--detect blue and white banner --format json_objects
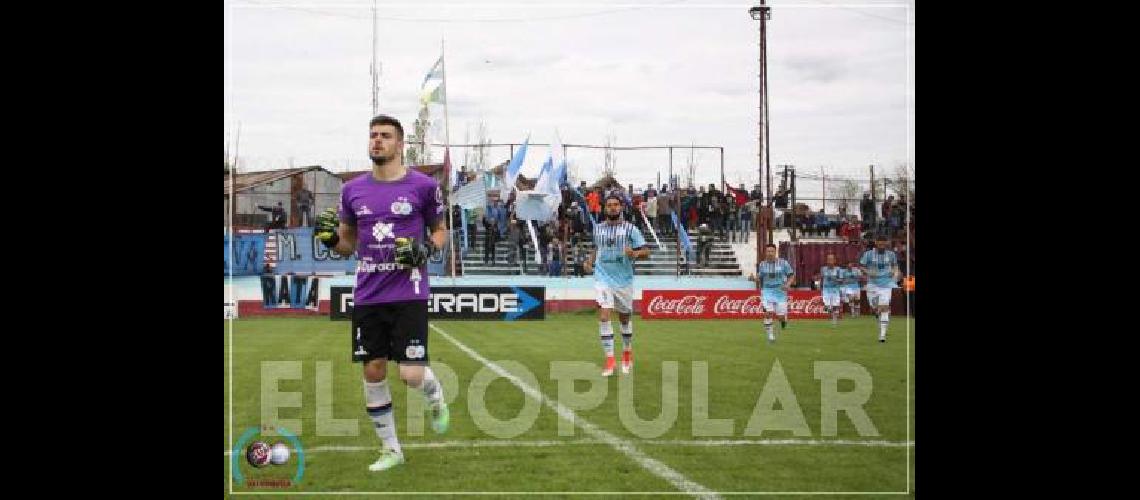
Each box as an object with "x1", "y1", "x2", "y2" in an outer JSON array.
[
  {"x1": 225, "y1": 232, "x2": 266, "y2": 276},
  {"x1": 272, "y1": 228, "x2": 357, "y2": 274},
  {"x1": 450, "y1": 178, "x2": 487, "y2": 209}
]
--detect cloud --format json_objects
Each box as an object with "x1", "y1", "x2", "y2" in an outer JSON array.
[{"x1": 226, "y1": 2, "x2": 912, "y2": 189}]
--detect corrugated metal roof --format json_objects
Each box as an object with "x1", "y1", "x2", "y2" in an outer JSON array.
[
  {"x1": 335, "y1": 164, "x2": 445, "y2": 183},
  {"x1": 223, "y1": 166, "x2": 326, "y2": 195}
]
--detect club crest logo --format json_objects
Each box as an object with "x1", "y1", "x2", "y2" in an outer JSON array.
[{"x1": 391, "y1": 197, "x2": 413, "y2": 216}]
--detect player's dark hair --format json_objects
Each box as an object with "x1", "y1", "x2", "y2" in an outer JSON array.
[
  {"x1": 369, "y1": 114, "x2": 405, "y2": 141},
  {"x1": 765, "y1": 243, "x2": 777, "y2": 250}
]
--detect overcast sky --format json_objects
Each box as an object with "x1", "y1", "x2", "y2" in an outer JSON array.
[{"x1": 225, "y1": 0, "x2": 913, "y2": 203}]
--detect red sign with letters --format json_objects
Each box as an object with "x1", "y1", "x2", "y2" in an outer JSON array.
[{"x1": 641, "y1": 290, "x2": 828, "y2": 319}]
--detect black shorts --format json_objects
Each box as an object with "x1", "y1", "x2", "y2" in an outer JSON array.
[{"x1": 351, "y1": 300, "x2": 430, "y2": 365}]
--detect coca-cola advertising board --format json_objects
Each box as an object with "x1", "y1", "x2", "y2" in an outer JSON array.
[{"x1": 641, "y1": 290, "x2": 828, "y2": 319}]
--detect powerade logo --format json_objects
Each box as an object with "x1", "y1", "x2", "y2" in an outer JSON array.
[
  {"x1": 428, "y1": 286, "x2": 541, "y2": 321},
  {"x1": 329, "y1": 286, "x2": 545, "y2": 321},
  {"x1": 231, "y1": 426, "x2": 304, "y2": 489}
]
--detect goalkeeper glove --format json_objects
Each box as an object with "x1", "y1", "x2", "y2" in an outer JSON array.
[
  {"x1": 315, "y1": 208, "x2": 340, "y2": 248},
  {"x1": 394, "y1": 237, "x2": 434, "y2": 267}
]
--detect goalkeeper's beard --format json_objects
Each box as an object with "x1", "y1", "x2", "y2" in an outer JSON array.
[
  {"x1": 370, "y1": 153, "x2": 397, "y2": 166},
  {"x1": 605, "y1": 212, "x2": 621, "y2": 221}
]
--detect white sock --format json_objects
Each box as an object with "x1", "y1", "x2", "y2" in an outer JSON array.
[
  {"x1": 879, "y1": 312, "x2": 889, "y2": 337},
  {"x1": 364, "y1": 380, "x2": 401, "y2": 455},
  {"x1": 414, "y1": 367, "x2": 444, "y2": 407},
  {"x1": 619, "y1": 321, "x2": 633, "y2": 351},
  {"x1": 764, "y1": 318, "x2": 774, "y2": 336},
  {"x1": 599, "y1": 320, "x2": 614, "y2": 356}
]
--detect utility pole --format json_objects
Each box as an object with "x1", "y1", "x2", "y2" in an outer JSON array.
[
  {"x1": 790, "y1": 166, "x2": 797, "y2": 242},
  {"x1": 749, "y1": 1, "x2": 774, "y2": 261}
]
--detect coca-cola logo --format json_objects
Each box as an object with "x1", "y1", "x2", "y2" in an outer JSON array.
[
  {"x1": 647, "y1": 295, "x2": 706, "y2": 315},
  {"x1": 788, "y1": 295, "x2": 826, "y2": 314},
  {"x1": 643, "y1": 290, "x2": 828, "y2": 319},
  {"x1": 713, "y1": 295, "x2": 765, "y2": 315}
]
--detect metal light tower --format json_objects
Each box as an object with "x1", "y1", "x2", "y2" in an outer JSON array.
[{"x1": 749, "y1": 1, "x2": 773, "y2": 254}]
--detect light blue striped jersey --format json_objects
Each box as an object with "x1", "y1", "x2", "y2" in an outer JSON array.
[
  {"x1": 756, "y1": 258, "x2": 794, "y2": 289},
  {"x1": 592, "y1": 221, "x2": 647, "y2": 288},
  {"x1": 860, "y1": 249, "x2": 898, "y2": 288},
  {"x1": 821, "y1": 266, "x2": 844, "y2": 291}
]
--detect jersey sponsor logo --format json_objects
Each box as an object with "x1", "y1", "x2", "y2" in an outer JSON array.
[
  {"x1": 356, "y1": 205, "x2": 373, "y2": 216},
  {"x1": 372, "y1": 222, "x2": 395, "y2": 242},
  {"x1": 355, "y1": 261, "x2": 409, "y2": 273}
]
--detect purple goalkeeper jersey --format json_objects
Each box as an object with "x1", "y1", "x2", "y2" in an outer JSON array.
[{"x1": 339, "y1": 169, "x2": 444, "y2": 305}]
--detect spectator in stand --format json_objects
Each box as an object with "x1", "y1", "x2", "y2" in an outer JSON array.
[
  {"x1": 295, "y1": 186, "x2": 314, "y2": 227},
  {"x1": 548, "y1": 237, "x2": 564, "y2": 277},
  {"x1": 657, "y1": 187, "x2": 673, "y2": 236},
  {"x1": 644, "y1": 189, "x2": 658, "y2": 235},
  {"x1": 801, "y1": 211, "x2": 816, "y2": 237},
  {"x1": 559, "y1": 183, "x2": 574, "y2": 215},
  {"x1": 679, "y1": 188, "x2": 692, "y2": 229},
  {"x1": 715, "y1": 188, "x2": 731, "y2": 240},
  {"x1": 860, "y1": 193, "x2": 875, "y2": 227},
  {"x1": 258, "y1": 202, "x2": 287, "y2": 232},
  {"x1": 750, "y1": 184, "x2": 763, "y2": 202},
  {"x1": 696, "y1": 223, "x2": 715, "y2": 267},
  {"x1": 697, "y1": 186, "x2": 710, "y2": 227},
  {"x1": 587, "y1": 186, "x2": 602, "y2": 223},
  {"x1": 645, "y1": 183, "x2": 658, "y2": 200},
  {"x1": 482, "y1": 210, "x2": 499, "y2": 264},
  {"x1": 815, "y1": 209, "x2": 829, "y2": 238},
  {"x1": 568, "y1": 203, "x2": 586, "y2": 245},
  {"x1": 507, "y1": 216, "x2": 527, "y2": 274},
  {"x1": 489, "y1": 198, "x2": 508, "y2": 239},
  {"x1": 631, "y1": 189, "x2": 645, "y2": 230},
  {"x1": 573, "y1": 239, "x2": 589, "y2": 277},
  {"x1": 740, "y1": 199, "x2": 755, "y2": 243},
  {"x1": 466, "y1": 206, "x2": 479, "y2": 249},
  {"x1": 881, "y1": 195, "x2": 895, "y2": 236},
  {"x1": 890, "y1": 198, "x2": 905, "y2": 238}
]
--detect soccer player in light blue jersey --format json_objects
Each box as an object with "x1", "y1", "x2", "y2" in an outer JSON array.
[
  {"x1": 584, "y1": 194, "x2": 650, "y2": 376},
  {"x1": 859, "y1": 236, "x2": 900, "y2": 343},
  {"x1": 749, "y1": 244, "x2": 795, "y2": 344},
  {"x1": 820, "y1": 253, "x2": 844, "y2": 326}
]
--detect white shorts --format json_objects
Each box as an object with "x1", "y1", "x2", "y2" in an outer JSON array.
[
  {"x1": 595, "y1": 283, "x2": 634, "y2": 314},
  {"x1": 822, "y1": 290, "x2": 841, "y2": 307},
  {"x1": 760, "y1": 289, "x2": 788, "y2": 316},
  {"x1": 866, "y1": 285, "x2": 893, "y2": 307}
]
